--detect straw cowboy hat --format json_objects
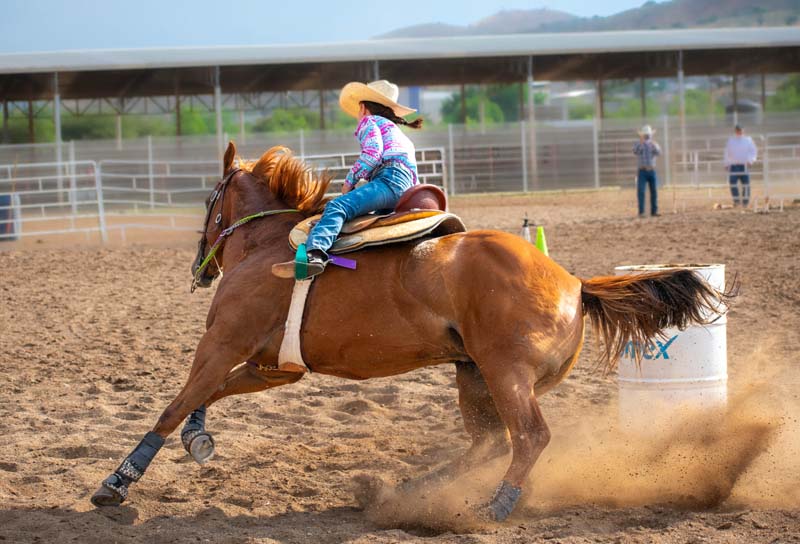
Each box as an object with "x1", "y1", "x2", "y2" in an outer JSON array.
[
  {"x1": 638, "y1": 124, "x2": 655, "y2": 137},
  {"x1": 339, "y1": 80, "x2": 416, "y2": 119}
]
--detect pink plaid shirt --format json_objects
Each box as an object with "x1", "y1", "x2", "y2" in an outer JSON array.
[{"x1": 345, "y1": 115, "x2": 418, "y2": 187}]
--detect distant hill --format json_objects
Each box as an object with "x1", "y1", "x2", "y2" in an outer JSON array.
[
  {"x1": 379, "y1": 8, "x2": 577, "y2": 38},
  {"x1": 378, "y1": 0, "x2": 800, "y2": 38}
]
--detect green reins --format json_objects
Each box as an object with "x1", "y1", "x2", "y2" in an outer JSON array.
[
  {"x1": 192, "y1": 208, "x2": 299, "y2": 285},
  {"x1": 191, "y1": 172, "x2": 299, "y2": 292}
]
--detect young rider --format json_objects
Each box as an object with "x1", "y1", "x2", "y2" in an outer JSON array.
[{"x1": 274, "y1": 79, "x2": 423, "y2": 279}]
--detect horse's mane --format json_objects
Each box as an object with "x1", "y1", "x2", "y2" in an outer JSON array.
[{"x1": 240, "y1": 146, "x2": 332, "y2": 215}]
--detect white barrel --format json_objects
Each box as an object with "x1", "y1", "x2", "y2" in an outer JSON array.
[{"x1": 614, "y1": 264, "x2": 727, "y2": 434}]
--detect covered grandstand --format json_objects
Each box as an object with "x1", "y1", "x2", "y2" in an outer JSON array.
[{"x1": 0, "y1": 27, "x2": 799, "y2": 241}]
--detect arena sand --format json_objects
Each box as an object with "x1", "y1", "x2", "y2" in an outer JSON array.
[{"x1": 1, "y1": 189, "x2": 799, "y2": 543}]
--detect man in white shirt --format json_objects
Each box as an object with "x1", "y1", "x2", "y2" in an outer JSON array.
[{"x1": 723, "y1": 125, "x2": 757, "y2": 207}]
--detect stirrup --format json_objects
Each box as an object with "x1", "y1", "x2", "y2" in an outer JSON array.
[{"x1": 272, "y1": 244, "x2": 328, "y2": 280}]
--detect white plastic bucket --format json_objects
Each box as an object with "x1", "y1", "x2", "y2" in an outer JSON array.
[{"x1": 614, "y1": 264, "x2": 727, "y2": 433}]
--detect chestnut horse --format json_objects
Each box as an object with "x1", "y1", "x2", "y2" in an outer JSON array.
[{"x1": 91, "y1": 143, "x2": 728, "y2": 521}]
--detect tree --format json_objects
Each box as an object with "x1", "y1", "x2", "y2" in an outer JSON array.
[
  {"x1": 251, "y1": 108, "x2": 320, "y2": 133},
  {"x1": 606, "y1": 97, "x2": 662, "y2": 119},
  {"x1": 61, "y1": 115, "x2": 116, "y2": 140},
  {"x1": 440, "y1": 84, "x2": 546, "y2": 124},
  {"x1": 567, "y1": 99, "x2": 595, "y2": 120},
  {"x1": 122, "y1": 116, "x2": 175, "y2": 138},
  {"x1": 440, "y1": 87, "x2": 503, "y2": 124},
  {"x1": 668, "y1": 89, "x2": 725, "y2": 117},
  {"x1": 767, "y1": 75, "x2": 800, "y2": 112}
]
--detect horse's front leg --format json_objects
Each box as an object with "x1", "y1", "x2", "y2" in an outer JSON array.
[
  {"x1": 180, "y1": 363, "x2": 303, "y2": 464},
  {"x1": 90, "y1": 331, "x2": 246, "y2": 507}
]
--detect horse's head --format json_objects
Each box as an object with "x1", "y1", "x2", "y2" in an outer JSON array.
[
  {"x1": 191, "y1": 141, "x2": 332, "y2": 292},
  {"x1": 191, "y1": 141, "x2": 240, "y2": 291}
]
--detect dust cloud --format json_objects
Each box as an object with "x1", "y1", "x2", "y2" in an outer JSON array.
[{"x1": 353, "y1": 338, "x2": 799, "y2": 529}]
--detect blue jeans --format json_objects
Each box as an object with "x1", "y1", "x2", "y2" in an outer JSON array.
[
  {"x1": 728, "y1": 164, "x2": 750, "y2": 206},
  {"x1": 305, "y1": 165, "x2": 414, "y2": 253},
  {"x1": 637, "y1": 168, "x2": 658, "y2": 215}
]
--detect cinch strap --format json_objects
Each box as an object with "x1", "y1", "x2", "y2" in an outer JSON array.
[{"x1": 278, "y1": 278, "x2": 314, "y2": 372}]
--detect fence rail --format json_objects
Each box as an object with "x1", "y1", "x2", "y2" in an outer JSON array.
[
  {"x1": 0, "y1": 148, "x2": 447, "y2": 242},
  {"x1": 2, "y1": 117, "x2": 800, "y2": 243}
]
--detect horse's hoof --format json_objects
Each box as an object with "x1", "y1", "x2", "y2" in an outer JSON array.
[
  {"x1": 90, "y1": 484, "x2": 125, "y2": 507},
  {"x1": 479, "y1": 481, "x2": 522, "y2": 522},
  {"x1": 188, "y1": 432, "x2": 215, "y2": 465}
]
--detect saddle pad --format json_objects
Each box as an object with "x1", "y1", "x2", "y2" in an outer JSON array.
[{"x1": 289, "y1": 211, "x2": 466, "y2": 254}]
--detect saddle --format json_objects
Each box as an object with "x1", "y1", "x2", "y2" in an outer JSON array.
[{"x1": 289, "y1": 184, "x2": 466, "y2": 254}]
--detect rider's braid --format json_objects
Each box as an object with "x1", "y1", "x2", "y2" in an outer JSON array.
[{"x1": 361, "y1": 101, "x2": 423, "y2": 129}]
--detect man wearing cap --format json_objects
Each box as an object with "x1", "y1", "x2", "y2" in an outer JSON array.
[
  {"x1": 723, "y1": 125, "x2": 757, "y2": 207},
  {"x1": 633, "y1": 125, "x2": 661, "y2": 217}
]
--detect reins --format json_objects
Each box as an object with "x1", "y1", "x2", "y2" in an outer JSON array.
[{"x1": 191, "y1": 167, "x2": 299, "y2": 292}]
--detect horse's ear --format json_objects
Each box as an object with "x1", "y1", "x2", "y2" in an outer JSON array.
[{"x1": 223, "y1": 141, "x2": 237, "y2": 172}]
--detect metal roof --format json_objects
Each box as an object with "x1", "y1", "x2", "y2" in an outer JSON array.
[{"x1": 1, "y1": 27, "x2": 799, "y2": 75}]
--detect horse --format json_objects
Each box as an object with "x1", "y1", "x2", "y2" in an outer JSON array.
[{"x1": 91, "y1": 142, "x2": 730, "y2": 521}]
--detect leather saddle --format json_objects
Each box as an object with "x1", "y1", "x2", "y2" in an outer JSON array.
[{"x1": 289, "y1": 184, "x2": 466, "y2": 254}]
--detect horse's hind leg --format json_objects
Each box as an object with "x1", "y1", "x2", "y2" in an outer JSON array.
[
  {"x1": 181, "y1": 364, "x2": 302, "y2": 464},
  {"x1": 91, "y1": 333, "x2": 246, "y2": 507},
  {"x1": 477, "y1": 362, "x2": 551, "y2": 522},
  {"x1": 456, "y1": 360, "x2": 509, "y2": 459},
  {"x1": 401, "y1": 361, "x2": 509, "y2": 492}
]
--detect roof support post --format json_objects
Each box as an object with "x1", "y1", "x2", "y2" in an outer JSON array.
[
  {"x1": 213, "y1": 66, "x2": 224, "y2": 172},
  {"x1": 595, "y1": 78, "x2": 604, "y2": 122},
  {"x1": 526, "y1": 56, "x2": 538, "y2": 191},
  {"x1": 175, "y1": 72, "x2": 182, "y2": 136},
  {"x1": 54, "y1": 72, "x2": 64, "y2": 204},
  {"x1": 460, "y1": 82, "x2": 466, "y2": 123},
  {"x1": 732, "y1": 72, "x2": 738, "y2": 126},
  {"x1": 373, "y1": 60, "x2": 380, "y2": 81},
  {"x1": 760, "y1": 72, "x2": 766, "y2": 114},
  {"x1": 115, "y1": 98, "x2": 123, "y2": 151},
  {"x1": 479, "y1": 84, "x2": 486, "y2": 133},
  {"x1": 2, "y1": 100, "x2": 8, "y2": 144},
  {"x1": 677, "y1": 50, "x2": 687, "y2": 168},
  {"x1": 709, "y1": 77, "x2": 716, "y2": 125},
  {"x1": 640, "y1": 77, "x2": 647, "y2": 119},
  {"x1": 116, "y1": 113, "x2": 122, "y2": 150},
  {"x1": 239, "y1": 108, "x2": 246, "y2": 146},
  {"x1": 27, "y1": 100, "x2": 34, "y2": 143},
  {"x1": 319, "y1": 89, "x2": 326, "y2": 130}
]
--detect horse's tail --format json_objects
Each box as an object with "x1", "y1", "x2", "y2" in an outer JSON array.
[{"x1": 580, "y1": 269, "x2": 736, "y2": 372}]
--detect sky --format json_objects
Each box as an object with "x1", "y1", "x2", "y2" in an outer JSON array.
[{"x1": 0, "y1": 0, "x2": 647, "y2": 53}]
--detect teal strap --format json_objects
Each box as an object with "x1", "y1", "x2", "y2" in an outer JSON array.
[{"x1": 294, "y1": 243, "x2": 308, "y2": 281}]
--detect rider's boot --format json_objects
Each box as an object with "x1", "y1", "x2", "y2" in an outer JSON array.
[{"x1": 272, "y1": 245, "x2": 329, "y2": 280}]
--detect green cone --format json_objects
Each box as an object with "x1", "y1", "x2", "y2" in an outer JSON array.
[{"x1": 535, "y1": 226, "x2": 548, "y2": 256}]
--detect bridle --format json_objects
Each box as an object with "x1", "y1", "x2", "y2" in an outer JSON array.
[{"x1": 191, "y1": 167, "x2": 299, "y2": 293}]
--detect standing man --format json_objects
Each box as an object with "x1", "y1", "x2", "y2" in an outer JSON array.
[
  {"x1": 633, "y1": 125, "x2": 661, "y2": 217},
  {"x1": 723, "y1": 124, "x2": 757, "y2": 207}
]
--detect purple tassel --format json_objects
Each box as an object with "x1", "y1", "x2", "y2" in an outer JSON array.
[{"x1": 329, "y1": 255, "x2": 357, "y2": 270}]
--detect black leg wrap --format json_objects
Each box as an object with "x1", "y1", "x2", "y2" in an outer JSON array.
[
  {"x1": 486, "y1": 480, "x2": 522, "y2": 522},
  {"x1": 97, "y1": 432, "x2": 165, "y2": 505},
  {"x1": 181, "y1": 405, "x2": 207, "y2": 452},
  {"x1": 116, "y1": 431, "x2": 165, "y2": 482}
]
